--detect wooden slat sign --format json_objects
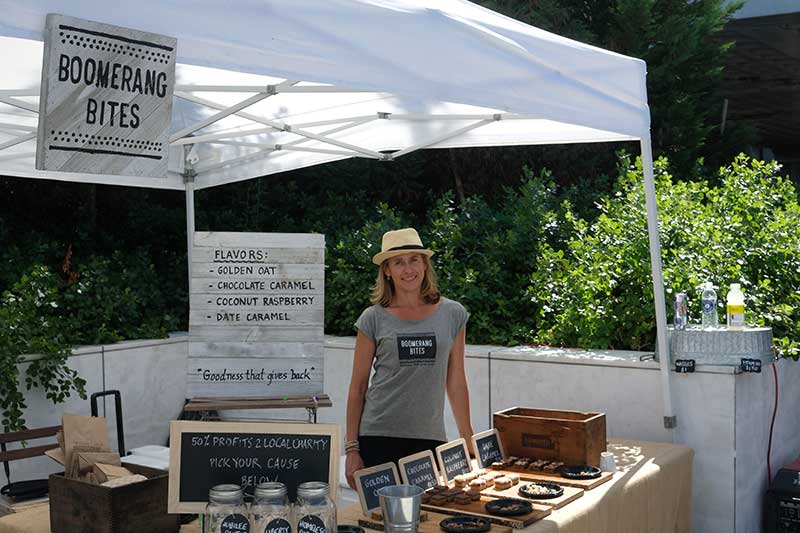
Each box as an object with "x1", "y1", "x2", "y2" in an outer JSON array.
[
  {"x1": 168, "y1": 421, "x2": 340, "y2": 513},
  {"x1": 188, "y1": 232, "x2": 325, "y2": 399},
  {"x1": 36, "y1": 14, "x2": 176, "y2": 178}
]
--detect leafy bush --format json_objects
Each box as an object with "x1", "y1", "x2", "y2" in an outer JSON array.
[
  {"x1": 530, "y1": 154, "x2": 800, "y2": 359},
  {"x1": 0, "y1": 267, "x2": 86, "y2": 432},
  {"x1": 0, "y1": 248, "x2": 180, "y2": 430},
  {"x1": 425, "y1": 171, "x2": 563, "y2": 345}
]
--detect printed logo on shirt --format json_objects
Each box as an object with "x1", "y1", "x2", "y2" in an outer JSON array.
[{"x1": 397, "y1": 332, "x2": 437, "y2": 366}]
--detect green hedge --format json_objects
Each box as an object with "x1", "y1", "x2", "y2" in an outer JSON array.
[{"x1": 530, "y1": 154, "x2": 800, "y2": 358}]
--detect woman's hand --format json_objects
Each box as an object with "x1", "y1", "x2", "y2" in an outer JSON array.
[{"x1": 346, "y1": 451, "x2": 365, "y2": 489}]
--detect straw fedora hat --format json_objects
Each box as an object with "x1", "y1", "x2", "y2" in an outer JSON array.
[{"x1": 372, "y1": 228, "x2": 434, "y2": 265}]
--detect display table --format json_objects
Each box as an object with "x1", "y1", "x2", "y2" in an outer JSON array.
[
  {"x1": 336, "y1": 439, "x2": 694, "y2": 533},
  {"x1": 0, "y1": 439, "x2": 691, "y2": 533}
]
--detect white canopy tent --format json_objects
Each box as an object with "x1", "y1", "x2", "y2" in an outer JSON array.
[{"x1": 0, "y1": 0, "x2": 676, "y2": 431}]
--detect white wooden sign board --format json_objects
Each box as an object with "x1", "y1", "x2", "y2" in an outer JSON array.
[
  {"x1": 36, "y1": 13, "x2": 176, "y2": 178},
  {"x1": 188, "y1": 232, "x2": 325, "y2": 399}
]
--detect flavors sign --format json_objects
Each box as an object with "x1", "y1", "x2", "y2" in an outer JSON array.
[{"x1": 36, "y1": 14, "x2": 176, "y2": 178}]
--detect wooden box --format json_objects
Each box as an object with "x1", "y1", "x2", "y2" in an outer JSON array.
[
  {"x1": 493, "y1": 407, "x2": 606, "y2": 467},
  {"x1": 49, "y1": 464, "x2": 179, "y2": 533}
]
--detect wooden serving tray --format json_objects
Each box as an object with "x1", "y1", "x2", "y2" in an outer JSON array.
[
  {"x1": 496, "y1": 467, "x2": 614, "y2": 490},
  {"x1": 481, "y1": 483, "x2": 584, "y2": 510},
  {"x1": 421, "y1": 496, "x2": 551, "y2": 529}
]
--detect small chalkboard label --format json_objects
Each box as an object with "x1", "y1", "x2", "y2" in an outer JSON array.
[
  {"x1": 398, "y1": 450, "x2": 441, "y2": 490},
  {"x1": 435, "y1": 439, "x2": 472, "y2": 483},
  {"x1": 298, "y1": 515, "x2": 327, "y2": 533},
  {"x1": 221, "y1": 513, "x2": 251, "y2": 533},
  {"x1": 675, "y1": 359, "x2": 696, "y2": 373},
  {"x1": 353, "y1": 462, "x2": 400, "y2": 514},
  {"x1": 265, "y1": 518, "x2": 292, "y2": 533},
  {"x1": 741, "y1": 358, "x2": 762, "y2": 373},
  {"x1": 471, "y1": 429, "x2": 505, "y2": 468},
  {"x1": 168, "y1": 421, "x2": 339, "y2": 513}
]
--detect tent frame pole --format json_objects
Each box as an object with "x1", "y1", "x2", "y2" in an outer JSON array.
[
  {"x1": 183, "y1": 145, "x2": 197, "y2": 282},
  {"x1": 640, "y1": 136, "x2": 675, "y2": 435}
]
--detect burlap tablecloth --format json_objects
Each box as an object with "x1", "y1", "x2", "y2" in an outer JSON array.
[{"x1": 0, "y1": 439, "x2": 692, "y2": 533}]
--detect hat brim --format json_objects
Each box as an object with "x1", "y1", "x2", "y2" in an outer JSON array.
[{"x1": 372, "y1": 248, "x2": 434, "y2": 266}]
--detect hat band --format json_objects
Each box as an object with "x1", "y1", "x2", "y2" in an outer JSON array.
[{"x1": 387, "y1": 244, "x2": 425, "y2": 252}]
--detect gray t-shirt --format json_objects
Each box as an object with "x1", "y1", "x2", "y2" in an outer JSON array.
[{"x1": 355, "y1": 298, "x2": 469, "y2": 442}]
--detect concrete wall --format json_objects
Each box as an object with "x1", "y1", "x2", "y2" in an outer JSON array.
[{"x1": 9, "y1": 334, "x2": 800, "y2": 533}]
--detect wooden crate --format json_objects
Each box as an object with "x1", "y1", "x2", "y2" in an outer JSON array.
[
  {"x1": 493, "y1": 407, "x2": 606, "y2": 467},
  {"x1": 49, "y1": 464, "x2": 179, "y2": 533}
]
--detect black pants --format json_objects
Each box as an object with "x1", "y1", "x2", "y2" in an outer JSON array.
[{"x1": 358, "y1": 436, "x2": 445, "y2": 467}]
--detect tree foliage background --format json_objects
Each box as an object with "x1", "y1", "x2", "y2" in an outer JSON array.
[{"x1": 2, "y1": 0, "x2": 794, "y2": 432}]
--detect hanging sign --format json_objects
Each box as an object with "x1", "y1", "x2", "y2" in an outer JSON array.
[
  {"x1": 36, "y1": 14, "x2": 176, "y2": 178},
  {"x1": 188, "y1": 232, "x2": 325, "y2": 398}
]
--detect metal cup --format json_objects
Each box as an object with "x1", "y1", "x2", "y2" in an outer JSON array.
[{"x1": 377, "y1": 485, "x2": 423, "y2": 533}]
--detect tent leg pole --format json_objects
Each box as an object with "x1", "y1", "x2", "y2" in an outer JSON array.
[
  {"x1": 185, "y1": 178, "x2": 195, "y2": 282},
  {"x1": 640, "y1": 137, "x2": 675, "y2": 439}
]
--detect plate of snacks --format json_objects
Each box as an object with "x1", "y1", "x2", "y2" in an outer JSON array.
[
  {"x1": 439, "y1": 516, "x2": 492, "y2": 533},
  {"x1": 484, "y1": 498, "x2": 533, "y2": 516},
  {"x1": 560, "y1": 465, "x2": 602, "y2": 480},
  {"x1": 518, "y1": 481, "x2": 564, "y2": 500}
]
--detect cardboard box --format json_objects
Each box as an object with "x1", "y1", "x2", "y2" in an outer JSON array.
[
  {"x1": 493, "y1": 407, "x2": 606, "y2": 467},
  {"x1": 49, "y1": 464, "x2": 178, "y2": 533}
]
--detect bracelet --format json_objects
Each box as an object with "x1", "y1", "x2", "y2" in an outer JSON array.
[{"x1": 345, "y1": 439, "x2": 360, "y2": 453}]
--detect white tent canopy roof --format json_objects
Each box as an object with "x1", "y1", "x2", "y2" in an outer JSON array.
[{"x1": 0, "y1": 0, "x2": 648, "y2": 190}]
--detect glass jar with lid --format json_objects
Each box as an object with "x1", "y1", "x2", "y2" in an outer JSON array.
[
  {"x1": 294, "y1": 481, "x2": 336, "y2": 533},
  {"x1": 251, "y1": 482, "x2": 291, "y2": 533},
  {"x1": 205, "y1": 484, "x2": 251, "y2": 533}
]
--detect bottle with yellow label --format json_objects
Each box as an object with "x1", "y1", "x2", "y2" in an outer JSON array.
[{"x1": 726, "y1": 283, "x2": 745, "y2": 330}]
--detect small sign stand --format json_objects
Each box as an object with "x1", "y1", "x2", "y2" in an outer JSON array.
[
  {"x1": 435, "y1": 438, "x2": 472, "y2": 483},
  {"x1": 398, "y1": 450, "x2": 441, "y2": 490},
  {"x1": 182, "y1": 395, "x2": 333, "y2": 423},
  {"x1": 471, "y1": 428, "x2": 505, "y2": 469},
  {"x1": 353, "y1": 462, "x2": 400, "y2": 515}
]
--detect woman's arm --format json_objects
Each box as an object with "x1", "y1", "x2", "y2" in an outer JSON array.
[
  {"x1": 345, "y1": 330, "x2": 376, "y2": 489},
  {"x1": 446, "y1": 328, "x2": 475, "y2": 455}
]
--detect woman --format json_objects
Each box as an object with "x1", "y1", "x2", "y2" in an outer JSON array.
[{"x1": 345, "y1": 228, "x2": 474, "y2": 489}]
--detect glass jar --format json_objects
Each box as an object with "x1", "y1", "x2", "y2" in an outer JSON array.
[
  {"x1": 251, "y1": 482, "x2": 291, "y2": 533},
  {"x1": 294, "y1": 481, "x2": 336, "y2": 533},
  {"x1": 205, "y1": 484, "x2": 251, "y2": 533}
]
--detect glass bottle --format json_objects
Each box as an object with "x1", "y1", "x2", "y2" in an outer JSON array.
[
  {"x1": 295, "y1": 481, "x2": 336, "y2": 533},
  {"x1": 205, "y1": 484, "x2": 251, "y2": 533},
  {"x1": 251, "y1": 482, "x2": 291, "y2": 533}
]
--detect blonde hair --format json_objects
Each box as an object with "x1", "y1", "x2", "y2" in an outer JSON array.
[{"x1": 370, "y1": 254, "x2": 441, "y2": 307}]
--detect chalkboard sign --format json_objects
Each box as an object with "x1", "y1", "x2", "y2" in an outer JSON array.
[
  {"x1": 398, "y1": 450, "x2": 440, "y2": 490},
  {"x1": 435, "y1": 439, "x2": 472, "y2": 483},
  {"x1": 471, "y1": 429, "x2": 505, "y2": 468},
  {"x1": 168, "y1": 420, "x2": 340, "y2": 513},
  {"x1": 740, "y1": 358, "x2": 762, "y2": 373},
  {"x1": 675, "y1": 359, "x2": 696, "y2": 373},
  {"x1": 353, "y1": 462, "x2": 400, "y2": 514}
]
